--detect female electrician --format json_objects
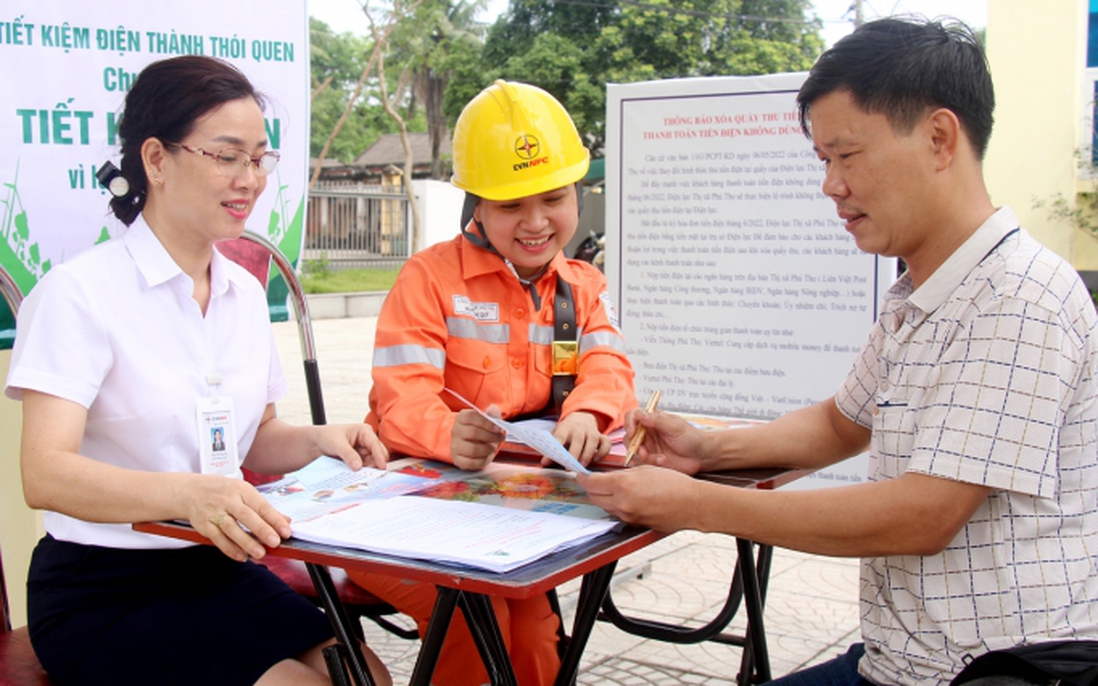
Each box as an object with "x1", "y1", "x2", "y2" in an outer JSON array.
[
  {"x1": 5, "y1": 56, "x2": 390, "y2": 686},
  {"x1": 347, "y1": 80, "x2": 637, "y2": 685}
]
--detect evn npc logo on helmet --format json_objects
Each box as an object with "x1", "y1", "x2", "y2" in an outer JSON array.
[{"x1": 512, "y1": 134, "x2": 549, "y2": 171}]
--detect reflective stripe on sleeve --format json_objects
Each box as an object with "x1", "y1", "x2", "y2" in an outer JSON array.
[
  {"x1": 373, "y1": 344, "x2": 446, "y2": 369},
  {"x1": 580, "y1": 331, "x2": 626, "y2": 354}
]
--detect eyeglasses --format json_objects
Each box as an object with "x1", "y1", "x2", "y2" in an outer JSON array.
[{"x1": 167, "y1": 142, "x2": 280, "y2": 177}]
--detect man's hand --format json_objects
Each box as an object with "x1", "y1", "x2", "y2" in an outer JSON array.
[
  {"x1": 624, "y1": 408, "x2": 708, "y2": 475},
  {"x1": 577, "y1": 465, "x2": 702, "y2": 532},
  {"x1": 450, "y1": 406, "x2": 505, "y2": 470}
]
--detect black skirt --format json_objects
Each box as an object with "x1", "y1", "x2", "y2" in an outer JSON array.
[{"x1": 27, "y1": 535, "x2": 334, "y2": 686}]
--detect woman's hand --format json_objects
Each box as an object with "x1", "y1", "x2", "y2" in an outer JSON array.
[
  {"x1": 553, "y1": 411, "x2": 611, "y2": 466},
  {"x1": 450, "y1": 406, "x2": 505, "y2": 470},
  {"x1": 185, "y1": 474, "x2": 292, "y2": 562},
  {"x1": 198, "y1": 421, "x2": 388, "y2": 561},
  {"x1": 314, "y1": 423, "x2": 390, "y2": 470}
]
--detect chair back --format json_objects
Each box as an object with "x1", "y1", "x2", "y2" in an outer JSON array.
[
  {"x1": 0, "y1": 545, "x2": 55, "y2": 685},
  {"x1": 0, "y1": 266, "x2": 21, "y2": 320},
  {"x1": 2, "y1": 548, "x2": 12, "y2": 633},
  {"x1": 0, "y1": 263, "x2": 21, "y2": 351},
  {"x1": 222, "y1": 233, "x2": 327, "y2": 425},
  {"x1": 217, "y1": 237, "x2": 415, "y2": 644}
]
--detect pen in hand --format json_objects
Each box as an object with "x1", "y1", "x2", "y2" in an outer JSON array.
[{"x1": 624, "y1": 390, "x2": 661, "y2": 466}]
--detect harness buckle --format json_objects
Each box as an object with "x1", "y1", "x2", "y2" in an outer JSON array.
[{"x1": 552, "y1": 341, "x2": 578, "y2": 376}]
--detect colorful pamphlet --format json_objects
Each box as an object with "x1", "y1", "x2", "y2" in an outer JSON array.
[{"x1": 257, "y1": 457, "x2": 617, "y2": 573}]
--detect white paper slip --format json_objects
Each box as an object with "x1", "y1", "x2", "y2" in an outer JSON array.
[
  {"x1": 289, "y1": 495, "x2": 616, "y2": 573},
  {"x1": 444, "y1": 389, "x2": 591, "y2": 474}
]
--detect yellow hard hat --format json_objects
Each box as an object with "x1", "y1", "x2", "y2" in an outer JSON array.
[{"x1": 451, "y1": 80, "x2": 590, "y2": 201}]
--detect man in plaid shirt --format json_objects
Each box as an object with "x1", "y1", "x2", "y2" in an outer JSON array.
[{"x1": 581, "y1": 16, "x2": 1098, "y2": 686}]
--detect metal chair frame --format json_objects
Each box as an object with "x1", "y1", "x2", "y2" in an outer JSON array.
[
  {"x1": 598, "y1": 540, "x2": 774, "y2": 685},
  {"x1": 237, "y1": 231, "x2": 380, "y2": 686},
  {"x1": 0, "y1": 265, "x2": 22, "y2": 321},
  {"x1": 0, "y1": 266, "x2": 53, "y2": 685}
]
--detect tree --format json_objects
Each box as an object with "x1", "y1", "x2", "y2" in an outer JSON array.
[
  {"x1": 309, "y1": 19, "x2": 375, "y2": 164},
  {"x1": 465, "y1": 0, "x2": 823, "y2": 154},
  {"x1": 308, "y1": 17, "x2": 428, "y2": 167},
  {"x1": 386, "y1": 0, "x2": 488, "y2": 178}
]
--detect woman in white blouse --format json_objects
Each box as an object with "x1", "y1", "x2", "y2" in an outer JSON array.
[{"x1": 5, "y1": 55, "x2": 390, "y2": 686}]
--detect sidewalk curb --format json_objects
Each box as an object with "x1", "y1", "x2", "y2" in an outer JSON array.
[{"x1": 301, "y1": 291, "x2": 389, "y2": 320}]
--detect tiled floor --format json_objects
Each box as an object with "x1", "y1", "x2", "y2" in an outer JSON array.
[{"x1": 271, "y1": 315, "x2": 862, "y2": 684}]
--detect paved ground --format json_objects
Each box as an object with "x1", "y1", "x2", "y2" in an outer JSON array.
[{"x1": 271, "y1": 315, "x2": 861, "y2": 684}]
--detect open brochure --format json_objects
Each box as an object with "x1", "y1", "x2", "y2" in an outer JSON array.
[{"x1": 256, "y1": 458, "x2": 618, "y2": 573}]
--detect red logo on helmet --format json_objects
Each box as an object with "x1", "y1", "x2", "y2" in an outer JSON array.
[{"x1": 514, "y1": 135, "x2": 540, "y2": 160}]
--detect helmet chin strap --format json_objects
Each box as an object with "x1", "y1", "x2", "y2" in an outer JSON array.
[{"x1": 459, "y1": 183, "x2": 586, "y2": 311}]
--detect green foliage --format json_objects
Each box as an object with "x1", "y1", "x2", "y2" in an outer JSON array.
[
  {"x1": 1033, "y1": 147, "x2": 1098, "y2": 236},
  {"x1": 385, "y1": 0, "x2": 488, "y2": 177},
  {"x1": 302, "y1": 253, "x2": 333, "y2": 278},
  {"x1": 310, "y1": 2, "x2": 824, "y2": 163},
  {"x1": 452, "y1": 0, "x2": 823, "y2": 155},
  {"x1": 300, "y1": 265, "x2": 403, "y2": 294},
  {"x1": 308, "y1": 17, "x2": 428, "y2": 164}
]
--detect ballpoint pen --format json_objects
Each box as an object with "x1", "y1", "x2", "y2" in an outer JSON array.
[{"x1": 624, "y1": 390, "x2": 660, "y2": 466}]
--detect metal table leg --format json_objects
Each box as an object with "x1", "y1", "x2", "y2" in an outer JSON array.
[
  {"x1": 555, "y1": 561, "x2": 618, "y2": 686},
  {"x1": 306, "y1": 562, "x2": 376, "y2": 686},
  {"x1": 410, "y1": 587, "x2": 459, "y2": 686},
  {"x1": 323, "y1": 644, "x2": 353, "y2": 686},
  {"x1": 736, "y1": 538, "x2": 771, "y2": 684},
  {"x1": 459, "y1": 592, "x2": 518, "y2": 686},
  {"x1": 411, "y1": 587, "x2": 519, "y2": 686},
  {"x1": 597, "y1": 538, "x2": 774, "y2": 684},
  {"x1": 600, "y1": 563, "x2": 746, "y2": 644}
]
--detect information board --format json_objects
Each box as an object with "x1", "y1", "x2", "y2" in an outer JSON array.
[{"x1": 605, "y1": 73, "x2": 895, "y2": 487}]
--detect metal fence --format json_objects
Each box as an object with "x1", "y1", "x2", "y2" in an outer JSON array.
[{"x1": 304, "y1": 183, "x2": 412, "y2": 270}]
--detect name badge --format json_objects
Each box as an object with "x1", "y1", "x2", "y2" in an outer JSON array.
[
  {"x1": 453, "y1": 295, "x2": 500, "y2": 322},
  {"x1": 196, "y1": 396, "x2": 240, "y2": 476}
]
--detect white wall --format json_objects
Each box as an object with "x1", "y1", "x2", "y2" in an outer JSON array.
[
  {"x1": 985, "y1": 0, "x2": 1091, "y2": 265},
  {"x1": 413, "y1": 179, "x2": 465, "y2": 251}
]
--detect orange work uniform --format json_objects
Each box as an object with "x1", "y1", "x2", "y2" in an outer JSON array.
[
  {"x1": 349, "y1": 234, "x2": 636, "y2": 685},
  {"x1": 367, "y1": 233, "x2": 636, "y2": 457}
]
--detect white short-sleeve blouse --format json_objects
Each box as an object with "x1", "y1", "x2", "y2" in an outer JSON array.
[{"x1": 5, "y1": 215, "x2": 288, "y2": 549}]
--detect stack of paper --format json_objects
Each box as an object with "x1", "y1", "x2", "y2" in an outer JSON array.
[
  {"x1": 258, "y1": 458, "x2": 618, "y2": 573},
  {"x1": 289, "y1": 495, "x2": 616, "y2": 573}
]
